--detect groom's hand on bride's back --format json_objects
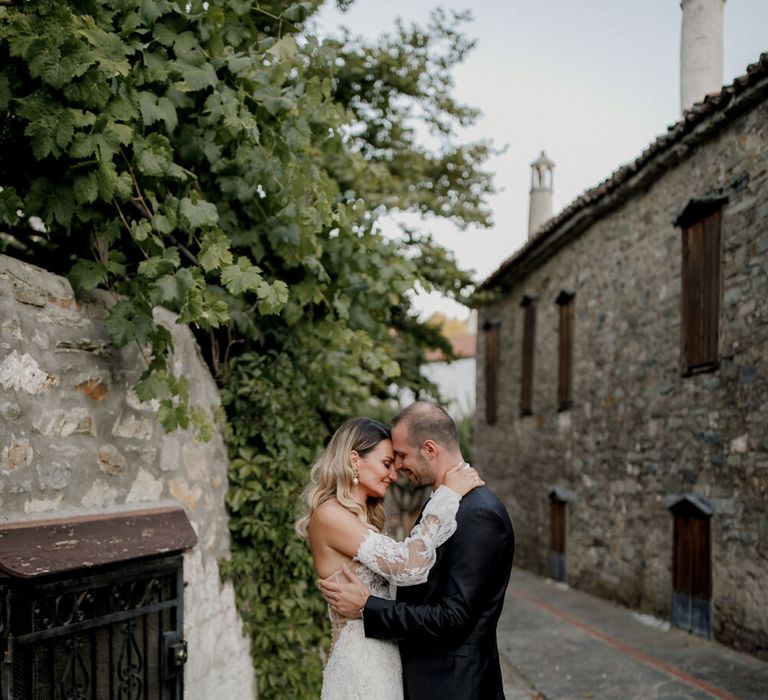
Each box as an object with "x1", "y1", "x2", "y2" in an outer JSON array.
[{"x1": 318, "y1": 565, "x2": 370, "y2": 619}]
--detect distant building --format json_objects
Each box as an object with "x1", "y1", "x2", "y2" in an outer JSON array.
[
  {"x1": 397, "y1": 312, "x2": 477, "y2": 419},
  {"x1": 474, "y1": 52, "x2": 768, "y2": 658},
  {"x1": 423, "y1": 320, "x2": 477, "y2": 420}
]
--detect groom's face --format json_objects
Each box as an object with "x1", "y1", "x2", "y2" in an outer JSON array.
[{"x1": 392, "y1": 422, "x2": 435, "y2": 487}]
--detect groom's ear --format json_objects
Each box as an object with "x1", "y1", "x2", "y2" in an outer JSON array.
[{"x1": 422, "y1": 439, "x2": 438, "y2": 458}]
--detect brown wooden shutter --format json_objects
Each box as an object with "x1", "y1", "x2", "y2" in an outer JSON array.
[
  {"x1": 681, "y1": 209, "x2": 721, "y2": 373},
  {"x1": 520, "y1": 297, "x2": 536, "y2": 416},
  {"x1": 484, "y1": 323, "x2": 499, "y2": 424},
  {"x1": 556, "y1": 291, "x2": 574, "y2": 410}
]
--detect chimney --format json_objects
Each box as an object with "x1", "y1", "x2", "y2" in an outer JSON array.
[
  {"x1": 680, "y1": 0, "x2": 725, "y2": 113},
  {"x1": 528, "y1": 150, "x2": 555, "y2": 240}
]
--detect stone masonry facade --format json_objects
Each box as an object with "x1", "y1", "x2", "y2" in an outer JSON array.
[
  {"x1": 475, "y1": 66, "x2": 768, "y2": 657},
  {"x1": 0, "y1": 254, "x2": 257, "y2": 697}
]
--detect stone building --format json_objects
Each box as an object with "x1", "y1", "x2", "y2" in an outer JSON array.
[
  {"x1": 0, "y1": 255, "x2": 257, "y2": 697},
  {"x1": 474, "y1": 53, "x2": 768, "y2": 657}
]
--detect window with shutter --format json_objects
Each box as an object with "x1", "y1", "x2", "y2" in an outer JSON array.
[
  {"x1": 520, "y1": 296, "x2": 536, "y2": 416},
  {"x1": 556, "y1": 290, "x2": 575, "y2": 410},
  {"x1": 483, "y1": 322, "x2": 499, "y2": 424},
  {"x1": 679, "y1": 204, "x2": 723, "y2": 375}
]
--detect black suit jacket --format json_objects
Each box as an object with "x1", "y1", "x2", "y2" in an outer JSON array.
[{"x1": 363, "y1": 486, "x2": 514, "y2": 700}]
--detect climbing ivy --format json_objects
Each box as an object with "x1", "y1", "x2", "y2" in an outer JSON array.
[{"x1": 0, "y1": 1, "x2": 493, "y2": 696}]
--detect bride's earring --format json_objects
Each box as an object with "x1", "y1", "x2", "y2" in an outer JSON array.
[{"x1": 352, "y1": 469, "x2": 359, "y2": 485}]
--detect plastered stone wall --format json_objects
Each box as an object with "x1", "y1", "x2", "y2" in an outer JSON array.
[
  {"x1": 0, "y1": 254, "x2": 257, "y2": 697},
  {"x1": 476, "y1": 99, "x2": 768, "y2": 656}
]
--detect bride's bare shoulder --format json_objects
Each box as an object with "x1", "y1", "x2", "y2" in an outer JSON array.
[
  {"x1": 309, "y1": 500, "x2": 368, "y2": 559},
  {"x1": 309, "y1": 499, "x2": 355, "y2": 531}
]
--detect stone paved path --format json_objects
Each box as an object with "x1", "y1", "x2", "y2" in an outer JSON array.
[{"x1": 497, "y1": 568, "x2": 768, "y2": 700}]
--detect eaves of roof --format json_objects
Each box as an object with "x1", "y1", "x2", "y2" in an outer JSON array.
[{"x1": 477, "y1": 52, "x2": 768, "y2": 296}]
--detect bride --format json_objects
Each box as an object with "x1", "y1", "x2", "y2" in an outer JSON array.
[{"x1": 295, "y1": 417, "x2": 482, "y2": 699}]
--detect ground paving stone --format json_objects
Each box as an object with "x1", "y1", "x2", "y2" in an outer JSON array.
[{"x1": 498, "y1": 568, "x2": 768, "y2": 699}]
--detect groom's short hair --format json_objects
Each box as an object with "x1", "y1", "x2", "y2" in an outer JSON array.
[{"x1": 392, "y1": 402, "x2": 459, "y2": 451}]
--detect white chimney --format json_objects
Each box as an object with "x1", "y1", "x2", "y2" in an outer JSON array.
[
  {"x1": 528, "y1": 150, "x2": 555, "y2": 240},
  {"x1": 680, "y1": 0, "x2": 725, "y2": 113}
]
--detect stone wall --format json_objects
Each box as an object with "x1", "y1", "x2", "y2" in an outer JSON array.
[
  {"x1": 475, "y1": 98, "x2": 768, "y2": 656},
  {"x1": 0, "y1": 254, "x2": 257, "y2": 696}
]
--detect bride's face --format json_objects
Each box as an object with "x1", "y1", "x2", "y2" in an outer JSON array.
[{"x1": 353, "y1": 439, "x2": 397, "y2": 499}]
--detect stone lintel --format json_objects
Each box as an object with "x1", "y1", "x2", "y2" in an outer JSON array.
[
  {"x1": 549, "y1": 485, "x2": 575, "y2": 503},
  {"x1": 668, "y1": 492, "x2": 715, "y2": 518},
  {"x1": 0, "y1": 506, "x2": 197, "y2": 578}
]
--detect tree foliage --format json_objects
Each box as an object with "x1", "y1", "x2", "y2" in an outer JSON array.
[{"x1": 0, "y1": 1, "x2": 493, "y2": 696}]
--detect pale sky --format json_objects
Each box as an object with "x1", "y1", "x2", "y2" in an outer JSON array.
[{"x1": 314, "y1": 1, "x2": 768, "y2": 319}]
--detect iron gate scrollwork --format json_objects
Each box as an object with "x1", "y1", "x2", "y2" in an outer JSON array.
[{"x1": 0, "y1": 555, "x2": 186, "y2": 700}]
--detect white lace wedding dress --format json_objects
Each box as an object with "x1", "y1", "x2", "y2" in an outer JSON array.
[{"x1": 321, "y1": 485, "x2": 461, "y2": 700}]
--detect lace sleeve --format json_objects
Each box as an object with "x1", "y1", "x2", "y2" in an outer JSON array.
[{"x1": 354, "y1": 485, "x2": 460, "y2": 586}]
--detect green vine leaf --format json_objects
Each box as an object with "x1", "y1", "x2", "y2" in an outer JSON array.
[
  {"x1": 105, "y1": 300, "x2": 154, "y2": 347},
  {"x1": 73, "y1": 171, "x2": 100, "y2": 204},
  {"x1": 199, "y1": 230, "x2": 233, "y2": 272},
  {"x1": 221, "y1": 256, "x2": 263, "y2": 295},
  {"x1": 158, "y1": 398, "x2": 190, "y2": 432},
  {"x1": 256, "y1": 279, "x2": 289, "y2": 315},
  {"x1": 179, "y1": 196, "x2": 219, "y2": 231},
  {"x1": 70, "y1": 122, "x2": 132, "y2": 162},
  {"x1": 190, "y1": 406, "x2": 215, "y2": 442},
  {"x1": 0, "y1": 188, "x2": 23, "y2": 225},
  {"x1": 137, "y1": 92, "x2": 178, "y2": 133},
  {"x1": 134, "y1": 133, "x2": 183, "y2": 178},
  {"x1": 135, "y1": 369, "x2": 173, "y2": 402},
  {"x1": 138, "y1": 248, "x2": 181, "y2": 278},
  {"x1": 68, "y1": 259, "x2": 107, "y2": 294},
  {"x1": 149, "y1": 268, "x2": 194, "y2": 306}
]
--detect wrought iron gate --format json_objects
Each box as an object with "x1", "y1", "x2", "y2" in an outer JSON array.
[{"x1": 1, "y1": 555, "x2": 187, "y2": 700}]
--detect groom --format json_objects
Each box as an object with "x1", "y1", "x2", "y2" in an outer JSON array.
[{"x1": 320, "y1": 402, "x2": 515, "y2": 699}]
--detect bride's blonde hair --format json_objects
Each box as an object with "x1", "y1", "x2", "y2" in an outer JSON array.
[{"x1": 295, "y1": 417, "x2": 390, "y2": 539}]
